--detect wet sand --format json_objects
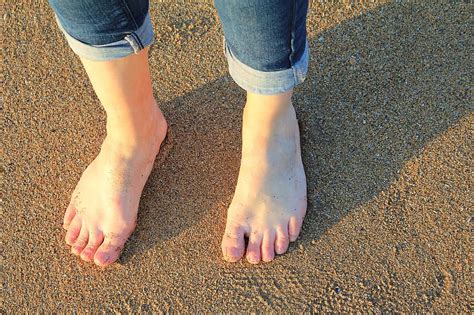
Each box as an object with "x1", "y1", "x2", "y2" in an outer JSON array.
[{"x1": 3, "y1": 1, "x2": 472, "y2": 312}]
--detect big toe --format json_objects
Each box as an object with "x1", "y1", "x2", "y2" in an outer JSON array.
[{"x1": 221, "y1": 223, "x2": 246, "y2": 262}]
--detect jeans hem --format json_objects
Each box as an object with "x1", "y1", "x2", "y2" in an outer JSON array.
[
  {"x1": 55, "y1": 12, "x2": 154, "y2": 61},
  {"x1": 224, "y1": 38, "x2": 309, "y2": 95}
]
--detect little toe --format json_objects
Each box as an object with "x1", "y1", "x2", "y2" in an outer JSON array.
[
  {"x1": 275, "y1": 224, "x2": 290, "y2": 255},
  {"x1": 63, "y1": 203, "x2": 76, "y2": 230},
  {"x1": 261, "y1": 231, "x2": 276, "y2": 262},
  {"x1": 93, "y1": 234, "x2": 127, "y2": 267},
  {"x1": 221, "y1": 223, "x2": 246, "y2": 262},
  {"x1": 246, "y1": 232, "x2": 263, "y2": 264},
  {"x1": 65, "y1": 216, "x2": 82, "y2": 246},
  {"x1": 71, "y1": 225, "x2": 89, "y2": 255},
  {"x1": 289, "y1": 216, "x2": 302, "y2": 242},
  {"x1": 80, "y1": 229, "x2": 104, "y2": 262}
]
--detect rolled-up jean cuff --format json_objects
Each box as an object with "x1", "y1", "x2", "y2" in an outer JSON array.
[
  {"x1": 55, "y1": 13, "x2": 154, "y2": 61},
  {"x1": 224, "y1": 39, "x2": 309, "y2": 95}
]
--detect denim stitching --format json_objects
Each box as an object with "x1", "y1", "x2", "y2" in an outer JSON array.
[
  {"x1": 124, "y1": 35, "x2": 140, "y2": 53},
  {"x1": 225, "y1": 39, "x2": 298, "y2": 94},
  {"x1": 131, "y1": 32, "x2": 144, "y2": 50},
  {"x1": 120, "y1": 0, "x2": 145, "y2": 53}
]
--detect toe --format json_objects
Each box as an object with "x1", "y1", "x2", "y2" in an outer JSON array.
[
  {"x1": 71, "y1": 225, "x2": 89, "y2": 255},
  {"x1": 80, "y1": 229, "x2": 104, "y2": 262},
  {"x1": 63, "y1": 202, "x2": 76, "y2": 230},
  {"x1": 275, "y1": 224, "x2": 290, "y2": 255},
  {"x1": 261, "y1": 231, "x2": 276, "y2": 262},
  {"x1": 93, "y1": 233, "x2": 128, "y2": 267},
  {"x1": 221, "y1": 223, "x2": 246, "y2": 262},
  {"x1": 289, "y1": 216, "x2": 302, "y2": 242},
  {"x1": 65, "y1": 216, "x2": 82, "y2": 246},
  {"x1": 246, "y1": 231, "x2": 263, "y2": 264}
]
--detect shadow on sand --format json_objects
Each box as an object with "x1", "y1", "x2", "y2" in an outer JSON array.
[{"x1": 120, "y1": 2, "x2": 470, "y2": 262}]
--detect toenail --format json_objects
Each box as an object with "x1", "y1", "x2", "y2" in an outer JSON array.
[
  {"x1": 81, "y1": 249, "x2": 92, "y2": 257},
  {"x1": 276, "y1": 245, "x2": 287, "y2": 254},
  {"x1": 96, "y1": 254, "x2": 110, "y2": 266},
  {"x1": 229, "y1": 247, "x2": 241, "y2": 256},
  {"x1": 225, "y1": 254, "x2": 239, "y2": 262},
  {"x1": 225, "y1": 248, "x2": 240, "y2": 262}
]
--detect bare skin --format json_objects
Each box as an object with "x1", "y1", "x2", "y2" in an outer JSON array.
[
  {"x1": 221, "y1": 90, "x2": 307, "y2": 264},
  {"x1": 63, "y1": 48, "x2": 168, "y2": 267},
  {"x1": 64, "y1": 105, "x2": 166, "y2": 266},
  {"x1": 63, "y1": 48, "x2": 305, "y2": 267}
]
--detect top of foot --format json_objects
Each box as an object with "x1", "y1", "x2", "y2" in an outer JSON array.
[
  {"x1": 221, "y1": 95, "x2": 307, "y2": 264},
  {"x1": 63, "y1": 105, "x2": 167, "y2": 267}
]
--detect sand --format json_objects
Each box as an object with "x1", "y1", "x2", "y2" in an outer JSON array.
[{"x1": 2, "y1": 1, "x2": 472, "y2": 312}]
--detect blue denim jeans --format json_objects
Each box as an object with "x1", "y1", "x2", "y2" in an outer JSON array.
[{"x1": 49, "y1": 0, "x2": 309, "y2": 95}]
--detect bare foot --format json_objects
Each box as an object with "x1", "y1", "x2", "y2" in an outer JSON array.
[
  {"x1": 63, "y1": 101, "x2": 167, "y2": 267},
  {"x1": 222, "y1": 94, "x2": 307, "y2": 264}
]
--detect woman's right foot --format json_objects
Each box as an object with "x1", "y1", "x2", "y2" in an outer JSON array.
[{"x1": 64, "y1": 101, "x2": 167, "y2": 267}]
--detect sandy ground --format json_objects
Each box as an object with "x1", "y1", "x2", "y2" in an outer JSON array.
[{"x1": 2, "y1": 1, "x2": 472, "y2": 312}]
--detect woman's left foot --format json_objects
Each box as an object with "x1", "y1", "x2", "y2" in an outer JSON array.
[{"x1": 222, "y1": 94, "x2": 307, "y2": 264}]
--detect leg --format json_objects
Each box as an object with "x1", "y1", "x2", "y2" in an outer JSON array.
[
  {"x1": 49, "y1": 0, "x2": 167, "y2": 267},
  {"x1": 216, "y1": 0, "x2": 309, "y2": 263}
]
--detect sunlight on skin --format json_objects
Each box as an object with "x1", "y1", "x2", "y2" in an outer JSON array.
[
  {"x1": 63, "y1": 49, "x2": 306, "y2": 267},
  {"x1": 221, "y1": 90, "x2": 308, "y2": 264},
  {"x1": 63, "y1": 48, "x2": 168, "y2": 267}
]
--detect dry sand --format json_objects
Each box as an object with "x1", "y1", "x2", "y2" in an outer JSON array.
[{"x1": 2, "y1": 1, "x2": 472, "y2": 312}]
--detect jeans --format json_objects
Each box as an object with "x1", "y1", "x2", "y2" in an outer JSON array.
[{"x1": 48, "y1": 0, "x2": 309, "y2": 95}]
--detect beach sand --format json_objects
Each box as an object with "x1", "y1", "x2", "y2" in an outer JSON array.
[{"x1": 3, "y1": 1, "x2": 472, "y2": 312}]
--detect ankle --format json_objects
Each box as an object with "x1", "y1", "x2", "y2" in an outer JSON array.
[
  {"x1": 243, "y1": 104, "x2": 297, "y2": 143},
  {"x1": 246, "y1": 89, "x2": 292, "y2": 111},
  {"x1": 104, "y1": 100, "x2": 167, "y2": 154},
  {"x1": 244, "y1": 92, "x2": 295, "y2": 126},
  {"x1": 241, "y1": 116, "x2": 298, "y2": 171}
]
